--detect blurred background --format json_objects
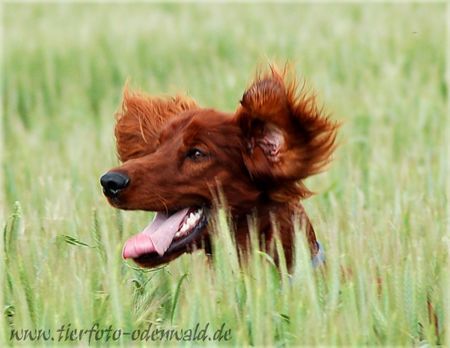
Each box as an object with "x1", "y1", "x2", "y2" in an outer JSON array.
[{"x1": 2, "y1": 3, "x2": 447, "y2": 346}]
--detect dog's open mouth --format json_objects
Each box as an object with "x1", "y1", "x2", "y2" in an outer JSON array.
[{"x1": 122, "y1": 207, "x2": 208, "y2": 260}]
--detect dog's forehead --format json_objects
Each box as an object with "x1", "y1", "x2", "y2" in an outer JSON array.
[
  {"x1": 189, "y1": 109, "x2": 232, "y2": 126},
  {"x1": 162, "y1": 109, "x2": 232, "y2": 135},
  {"x1": 157, "y1": 110, "x2": 195, "y2": 140}
]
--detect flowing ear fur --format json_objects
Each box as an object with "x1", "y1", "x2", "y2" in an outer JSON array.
[
  {"x1": 236, "y1": 66, "x2": 339, "y2": 198},
  {"x1": 115, "y1": 85, "x2": 198, "y2": 162}
]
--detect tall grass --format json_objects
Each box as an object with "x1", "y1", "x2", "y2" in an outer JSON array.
[{"x1": 2, "y1": 3, "x2": 447, "y2": 346}]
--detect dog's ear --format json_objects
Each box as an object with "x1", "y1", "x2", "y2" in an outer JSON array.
[
  {"x1": 236, "y1": 67, "x2": 338, "y2": 188},
  {"x1": 115, "y1": 86, "x2": 198, "y2": 162}
]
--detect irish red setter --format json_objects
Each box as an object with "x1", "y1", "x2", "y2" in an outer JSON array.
[{"x1": 100, "y1": 67, "x2": 338, "y2": 271}]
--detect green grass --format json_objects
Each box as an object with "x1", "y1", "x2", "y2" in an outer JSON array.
[{"x1": 2, "y1": 3, "x2": 448, "y2": 346}]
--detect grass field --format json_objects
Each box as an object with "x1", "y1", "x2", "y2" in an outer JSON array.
[{"x1": 2, "y1": 3, "x2": 448, "y2": 346}]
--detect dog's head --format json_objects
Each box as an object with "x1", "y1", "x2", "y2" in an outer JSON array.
[{"x1": 100, "y1": 67, "x2": 338, "y2": 267}]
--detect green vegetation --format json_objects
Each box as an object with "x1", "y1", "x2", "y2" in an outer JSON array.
[{"x1": 2, "y1": 3, "x2": 447, "y2": 346}]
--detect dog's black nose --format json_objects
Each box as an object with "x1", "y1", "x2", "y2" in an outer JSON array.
[{"x1": 100, "y1": 172, "x2": 130, "y2": 198}]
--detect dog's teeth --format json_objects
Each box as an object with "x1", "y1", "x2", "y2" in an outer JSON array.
[{"x1": 175, "y1": 209, "x2": 204, "y2": 238}]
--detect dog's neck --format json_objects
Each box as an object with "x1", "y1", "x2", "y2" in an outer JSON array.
[{"x1": 223, "y1": 199, "x2": 319, "y2": 270}]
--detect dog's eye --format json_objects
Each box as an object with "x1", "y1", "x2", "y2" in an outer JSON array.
[{"x1": 186, "y1": 148, "x2": 207, "y2": 161}]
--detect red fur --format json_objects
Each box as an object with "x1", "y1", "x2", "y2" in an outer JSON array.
[{"x1": 103, "y1": 66, "x2": 339, "y2": 270}]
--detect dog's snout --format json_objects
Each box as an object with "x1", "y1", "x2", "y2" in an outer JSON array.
[{"x1": 100, "y1": 172, "x2": 130, "y2": 198}]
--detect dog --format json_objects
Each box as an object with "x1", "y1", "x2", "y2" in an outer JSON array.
[{"x1": 100, "y1": 66, "x2": 338, "y2": 271}]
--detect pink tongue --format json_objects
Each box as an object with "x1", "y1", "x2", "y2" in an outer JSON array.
[{"x1": 122, "y1": 208, "x2": 189, "y2": 259}]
